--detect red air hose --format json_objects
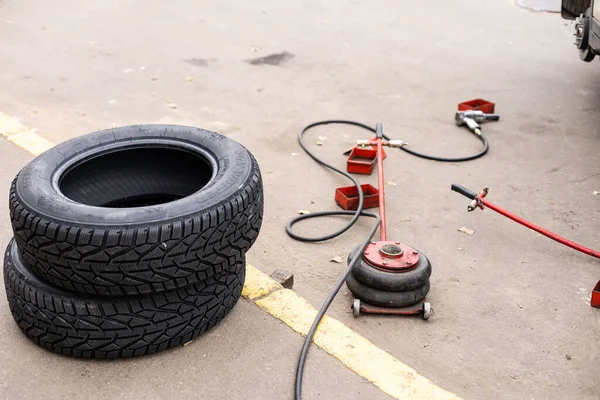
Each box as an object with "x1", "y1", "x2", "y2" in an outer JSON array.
[
  {"x1": 481, "y1": 198, "x2": 600, "y2": 259},
  {"x1": 451, "y1": 184, "x2": 600, "y2": 308},
  {"x1": 451, "y1": 184, "x2": 600, "y2": 259}
]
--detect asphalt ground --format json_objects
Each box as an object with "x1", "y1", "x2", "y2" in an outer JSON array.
[{"x1": 1, "y1": 1, "x2": 600, "y2": 399}]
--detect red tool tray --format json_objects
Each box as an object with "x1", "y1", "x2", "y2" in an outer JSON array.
[
  {"x1": 343, "y1": 136, "x2": 387, "y2": 160},
  {"x1": 335, "y1": 184, "x2": 379, "y2": 210},
  {"x1": 591, "y1": 281, "x2": 600, "y2": 308},
  {"x1": 347, "y1": 147, "x2": 379, "y2": 175},
  {"x1": 458, "y1": 98, "x2": 495, "y2": 114}
]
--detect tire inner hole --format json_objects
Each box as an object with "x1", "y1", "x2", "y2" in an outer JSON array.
[{"x1": 59, "y1": 147, "x2": 213, "y2": 207}]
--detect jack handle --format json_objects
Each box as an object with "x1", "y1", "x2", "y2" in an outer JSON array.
[
  {"x1": 451, "y1": 184, "x2": 488, "y2": 212},
  {"x1": 451, "y1": 184, "x2": 478, "y2": 200}
]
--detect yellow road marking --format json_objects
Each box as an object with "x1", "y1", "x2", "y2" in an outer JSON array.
[
  {"x1": 0, "y1": 113, "x2": 460, "y2": 400},
  {"x1": 0, "y1": 112, "x2": 54, "y2": 155},
  {"x1": 254, "y1": 288, "x2": 460, "y2": 400},
  {"x1": 242, "y1": 265, "x2": 282, "y2": 300}
]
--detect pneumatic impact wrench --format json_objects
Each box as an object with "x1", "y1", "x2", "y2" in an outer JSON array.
[{"x1": 455, "y1": 110, "x2": 500, "y2": 135}]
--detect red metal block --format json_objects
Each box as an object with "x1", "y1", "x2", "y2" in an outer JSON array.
[
  {"x1": 352, "y1": 298, "x2": 431, "y2": 319},
  {"x1": 458, "y1": 98, "x2": 495, "y2": 114},
  {"x1": 360, "y1": 302, "x2": 427, "y2": 316},
  {"x1": 347, "y1": 147, "x2": 378, "y2": 175},
  {"x1": 335, "y1": 184, "x2": 379, "y2": 210},
  {"x1": 591, "y1": 280, "x2": 600, "y2": 308}
]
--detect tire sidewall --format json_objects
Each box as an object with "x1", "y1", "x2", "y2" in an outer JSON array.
[{"x1": 15, "y1": 124, "x2": 255, "y2": 226}]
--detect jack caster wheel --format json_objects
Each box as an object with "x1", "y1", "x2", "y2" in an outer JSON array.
[
  {"x1": 352, "y1": 299, "x2": 361, "y2": 318},
  {"x1": 422, "y1": 302, "x2": 431, "y2": 320}
]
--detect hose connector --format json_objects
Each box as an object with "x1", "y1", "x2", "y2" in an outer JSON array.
[
  {"x1": 387, "y1": 139, "x2": 406, "y2": 148},
  {"x1": 356, "y1": 139, "x2": 370, "y2": 148},
  {"x1": 467, "y1": 186, "x2": 489, "y2": 212}
]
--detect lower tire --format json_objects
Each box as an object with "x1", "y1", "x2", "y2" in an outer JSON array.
[
  {"x1": 348, "y1": 245, "x2": 432, "y2": 291},
  {"x1": 3, "y1": 239, "x2": 245, "y2": 359},
  {"x1": 346, "y1": 273, "x2": 429, "y2": 308}
]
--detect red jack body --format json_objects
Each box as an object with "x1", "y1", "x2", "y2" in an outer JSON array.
[{"x1": 342, "y1": 123, "x2": 431, "y2": 318}]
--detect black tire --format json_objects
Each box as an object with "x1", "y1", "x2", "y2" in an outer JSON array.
[
  {"x1": 562, "y1": 0, "x2": 591, "y2": 17},
  {"x1": 348, "y1": 245, "x2": 432, "y2": 292},
  {"x1": 10, "y1": 125, "x2": 263, "y2": 296},
  {"x1": 3, "y1": 239, "x2": 245, "y2": 359},
  {"x1": 578, "y1": 7, "x2": 597, "y2": 62},
  {"x1": 346, "y1": 274, "x2": 429, "y2": 308}
]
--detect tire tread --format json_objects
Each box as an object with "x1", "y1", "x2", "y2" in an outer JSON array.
[{"x1": 3, "y1": 243, "x2": 245, "y2": 359}]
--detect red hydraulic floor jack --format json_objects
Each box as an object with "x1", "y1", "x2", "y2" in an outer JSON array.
[{"x1": 337, "y1": 123, "x2": 432, "y2": 319}]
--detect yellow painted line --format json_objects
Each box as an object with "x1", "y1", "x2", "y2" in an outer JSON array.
[
  {"x1": 0, "y1": 112, "x2": 55, "y2": 155},
  {"x1": 0, "y1": 113, "x2": 460, "y2": 400},
  {"x1": 254, "y1": 288, "x2": 460, "y2": 400},
  {"x1": 241, "y1": 264, "x2": 282, "y2": 300}
]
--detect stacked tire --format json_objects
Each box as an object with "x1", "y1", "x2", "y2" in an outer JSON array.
[{"x1": 4, "y1": 125, "x2": 263, "y2": 358}]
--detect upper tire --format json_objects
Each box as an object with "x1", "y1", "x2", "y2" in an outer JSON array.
[
  {"x1": 9, "y1": 125, "x2": 263, "y2": 296},
  {"x1": 4, "y1": 239, "x2": 246, "y2": 359}
]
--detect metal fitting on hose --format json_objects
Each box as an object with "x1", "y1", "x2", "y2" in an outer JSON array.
[
  {"x1": 467, "y1": 187, "x2": 489, "y2": 212},
  {"x1": 387, "y1": 139, "x2": 406, "y2": 148}
]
